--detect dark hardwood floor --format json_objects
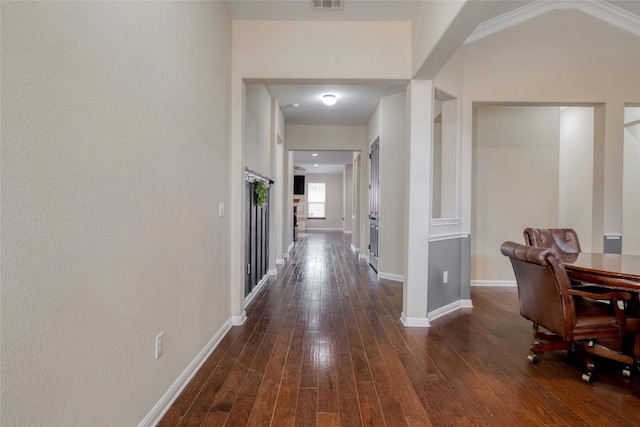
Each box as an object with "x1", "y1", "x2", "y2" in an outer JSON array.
[{"x1": 159, "y1": 231, "x2": 640, "y2": 426}]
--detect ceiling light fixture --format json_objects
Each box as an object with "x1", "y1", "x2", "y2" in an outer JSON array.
[
  {"x1": 322, "y1": 94, "x2": 337, "y2": 106},
  {"x1": 312, "y1": 153, "x2": 318, "y2": 157},
  {"x1": 292, "y1": 103, "x2": 300, "y2": 108},
  {"x1": 314, "y1": 164, "x2": 319, "y2": 167}
]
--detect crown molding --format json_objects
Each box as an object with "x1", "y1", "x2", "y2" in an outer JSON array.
[{"x1": 466, "y1": 0, "x2": 640, "y2": 44}]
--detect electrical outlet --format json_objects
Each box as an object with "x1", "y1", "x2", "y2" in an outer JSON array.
[
  {"x1": 218, "y1": 202, "x2": 225, "y2": 217},
  {"x1": 155, "y1": 333, "x2": 164, "y2": 359},
  {"x1": 443, "y1": 271, "x2": 449, "y2": 284}
]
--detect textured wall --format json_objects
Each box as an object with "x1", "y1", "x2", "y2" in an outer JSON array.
[{"x1": 1, "y1": 2, "x2": 232, "y2": 425}]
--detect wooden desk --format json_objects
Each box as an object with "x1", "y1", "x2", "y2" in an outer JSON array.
[{"x1": 562, "y1": 253, "x2": 640, "y2": 291}]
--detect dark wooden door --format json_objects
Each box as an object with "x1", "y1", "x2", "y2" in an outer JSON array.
[{"x1": 369, "y1": 139, "x2": 380, "y2": 272}]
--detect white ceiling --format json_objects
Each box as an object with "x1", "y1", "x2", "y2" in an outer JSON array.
[
  {"x1": 293, "y1": 150, "x2": 356, "y2": 174},
  {"x1": 267, "y1": 83, "x2": 407, "y2": 126},
  {"x1": 224, "y1": 0, "x2": 422, "y2": 21}
]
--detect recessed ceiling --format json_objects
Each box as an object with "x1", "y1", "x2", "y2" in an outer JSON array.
[{"x1": 293, "y1": 150, "x2": 356, "y2": 174}]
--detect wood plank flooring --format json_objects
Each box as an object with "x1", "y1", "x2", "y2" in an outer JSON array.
[{"x1": 159, "y1": 231, "x2": 640, "y2": 426}]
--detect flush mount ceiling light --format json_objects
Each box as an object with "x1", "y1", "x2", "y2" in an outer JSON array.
[
  {"x1": 312, "y1": 153, "x2": 318, "y2": 157},
  {"x1": 314, "y1": 164, "x2": 319, "y2": 167},
  {"x1": 322, "y1": 94, "x2": 337, "y2": 106}
]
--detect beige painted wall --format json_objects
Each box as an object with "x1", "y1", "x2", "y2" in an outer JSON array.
[
  {"x1": 305, "y1": 174, "x2": 344, "y2": 230},
  {"x1": 233, "y1": 20, "x2": 411, "y2": 80},
  {"x1": 623, "y1": 119, "x2": 640, "y2": 255},
  {"x1": 472, "y1": 106, "x2": 561, "y2": 280},
  {"x1": 559, "y1": 107, "x2": 594, "y2": 251},
  {"x1": 1, "y1": 2, "x2": 232, "y2": 425},
  {"x1": 245, "y1": 84, "x2": 272, "y2": 177},
  {"x1": 368, "y1": 92, "x2": 407, "y2": 277},
  {"x1": 412, "y1": 0, "x2": 466, "y2": 76}
]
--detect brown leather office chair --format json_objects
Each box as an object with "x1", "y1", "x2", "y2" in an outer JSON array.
[
  {"x1": 501, "y1": 241, "x2": 638, "y2": 382},
  {"x1": 523, "y1": 228, "x2": 581, "y2": 254},
  {"x1": 523, "y1": 227, "x2": 598, "y2": 290}
]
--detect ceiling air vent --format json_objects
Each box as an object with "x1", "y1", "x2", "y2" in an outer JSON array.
[{"x1": 312, "y1": 0, "x2": 343, "y2": 10}]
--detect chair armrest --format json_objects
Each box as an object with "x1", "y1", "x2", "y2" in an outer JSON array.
[
  {"x1": 568, "y1": 289, "x2": 632, "y2": 334},
  {"x1": 568, "y1": 289, "x2": 632, "y2": 301}
]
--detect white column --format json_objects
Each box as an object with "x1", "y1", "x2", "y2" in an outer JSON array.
[{"x1": 402, "y1": 80, "x2": 433, "y2": 327}]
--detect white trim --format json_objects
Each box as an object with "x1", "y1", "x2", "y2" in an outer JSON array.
[
  {"x1": 604, "y1": 233, "x2": 622, "y2": 240},
  {"x1": 579, "y1": 0, "x2": 640, "y2": 37},
  {"x1": 268, "y1": 268, "x2": 277, "y2": 276},
  {"x1": 350, "y1": 244, "x2": 359, "y2": 254},
  {"x1": 283, "y1": 242, "x2": 294, "y2": 259},
  {"x1": 378, "y1": 272, "x2": 404, "y2": 282},
  {"x1": 429, "y1": 232, "x2": 470, "y2": 243},
  {"x1": 276, "y1": 258, "x2": 285, "y2": 265},
  {"x1": 401, "y1": 312, "x2": 431, "y2": 327},
  {"x1": 471, "y1": 280, "x2": 517, "y2": 287},
  {"x1": 343, "y1": 230, "x2": 352, "y2": 234},
  {"x1": 138, "y1": 320, "x2": 232, "y2": 427},
  {"x1": 304, "y1": 227, "x2": 343, "y2": 231},
  {"x1": 428, "y1": 299, "x2": 473, "y2": 322},
  {"x1": 244, "y1": 274, "x2": 270, "y2": 307},
  {"x1": 431, "y1": 218, "x2": 462, "y2": 227},
  {"x1": 460, "y1": 299, "x2": 473, "y2": 308},
  {"x1": 466, "y1": 0, "x2": 640, "y2": 44},
  {"x1": 359, "y1": 253, "x2": 369, "y2": 263},
  {"x1": 231, "y1": 312, "x2": 247, "y2": 326}
]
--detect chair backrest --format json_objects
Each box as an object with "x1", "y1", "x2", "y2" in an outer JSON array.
[
  {"x1": 501, "y1": 241, "x2": 575, "y2": 340},
  {"x1": 523, "y1": 228, "x2": 581, "y2": 255}
]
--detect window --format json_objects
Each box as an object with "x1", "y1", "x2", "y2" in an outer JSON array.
[{"x1": 307, "y1": 182, "x2": 326, "y2": 218}]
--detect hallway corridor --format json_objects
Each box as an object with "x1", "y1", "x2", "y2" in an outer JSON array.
[{"x1": 159, "y1": 231, "x2": 640, "y2": 427}]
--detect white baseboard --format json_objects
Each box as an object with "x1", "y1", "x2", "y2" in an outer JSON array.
[
  {"x1": 343, "y1": 230, "x2": 352, "y2": 234},
  {"x1": 428, "y1": 299, "x2": 473, "y2": 322},
  {"x1": 359, "y1": 253, "x2": 369, "y2": 263},
  {"x1": 138, "y1": 319, "x2": 232, "y2": 427},
  {"x1": 244, "y1": 274, "x2": 270, "y2": 307},
  {"x1": 305, "y1": 227, "x2": 343, "y2": 231},
  {"x1": 268, "y1": 268, "x2": 277, "y2": 276},
  {"x1": 276, "y1": 259, "x2": 285, "y2": 265},
  {"x1": 401, "y1": 312, "x2": 431, "y2": 327},
  {"x1": 378, "y1": 272, "x2": 404, "y2": 282},
  {"x1": 350, "y1": 244, "x2": 359, "y2": 254},
  {"x1": 471, "y1": 280, "x2": 516, "y2": 287},
  {"x1": 231, "y1": 311, "x2": 247, "y2": 326}
]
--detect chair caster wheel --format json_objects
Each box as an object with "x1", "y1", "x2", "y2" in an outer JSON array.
[
  {"x1": 587, "y1": 340, "x2": 595, "y2": 348},
  {"x1": 582, "y1": 372, "x2": 595, "y2": 384},
  {"x1": 527, "y1": 354, "x2": 537, "y2": 364},
  {"x1": 622, "y1": 366, "x2": 632, "y2": 378}
]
